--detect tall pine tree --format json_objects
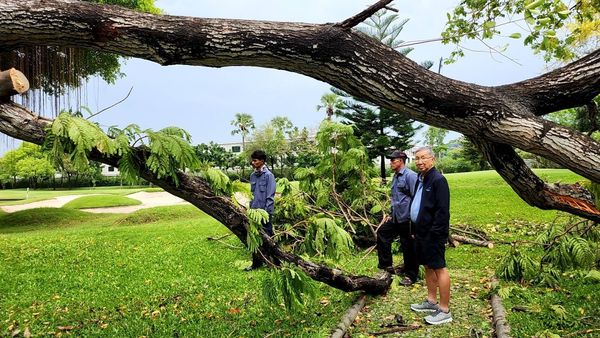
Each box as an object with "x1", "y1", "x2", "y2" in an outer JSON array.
[{"x1": 332, "y1": 9, "x2": 430, "y2": 182}]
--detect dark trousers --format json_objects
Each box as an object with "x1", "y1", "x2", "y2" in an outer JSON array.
[
  {"x1": 251, "y1": 220, "x2": 275, "y2": 267},
  {"x1": 376, "y1": 219, "x2": 418, "y2": 281}
]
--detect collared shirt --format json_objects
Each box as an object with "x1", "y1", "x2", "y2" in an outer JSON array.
[
  {"x1": 390, "y1": 166, "x2": 417, "y2": 223},
  {"x1": 250, "y1": 165, "x2": 276, "y2": 214},
  {"x1": 410, "y1": 175, "x2": 423, "y2": 224}
]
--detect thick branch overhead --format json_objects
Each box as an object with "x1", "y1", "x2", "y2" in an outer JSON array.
[{"x1": 0, "y1": 0, "x2": 599, "y2": 221}]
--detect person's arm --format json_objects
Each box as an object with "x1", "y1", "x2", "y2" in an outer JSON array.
[
  {"x1": 431, "y1": 175, "x2": 450, "y2": 237},
  {"x1": 266, "y1": 173, "x2": 276, "y2": 214}
]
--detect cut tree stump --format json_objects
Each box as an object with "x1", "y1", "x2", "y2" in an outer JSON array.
[{"x1": 0, "y1": 68, "x2": 29, "y2": 97}]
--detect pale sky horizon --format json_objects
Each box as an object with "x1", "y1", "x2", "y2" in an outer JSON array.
[{"x1": 2, "y1": 0, "x2": 556, "y2": 154}]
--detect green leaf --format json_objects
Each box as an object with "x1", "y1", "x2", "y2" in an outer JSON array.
[
  {"x1": 525, "y1": 0, "x2": 544, "y2": 10},
  {"x1": 584, "y1": 270, "x2": 600, "y2": 282},
  {"x1": 509, "y1": 32, "x2": 522, "y2": 39}
]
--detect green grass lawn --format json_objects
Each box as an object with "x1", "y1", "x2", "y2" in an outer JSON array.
[
  {"x1": 0, "y1": 186, "x2": 162, "y2": 206},
  {"x1": 0, "y1": 206, "x2": 354, "y2": 337},
  {"x1": 0, "y1": 169, "x2": 597, "y2": 337},
  {"x1": 62, "y1": 195, "x2": 142, "y2": 209}
]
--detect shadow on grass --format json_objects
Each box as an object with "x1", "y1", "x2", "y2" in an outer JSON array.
[{"x1": 0, "y1": 208, "x2": 95, "y2": 233}]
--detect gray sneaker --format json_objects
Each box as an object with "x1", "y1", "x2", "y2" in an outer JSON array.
[
  {"x1": 410, "y1": 300, "x2": 439, "y2": 312},
  {"x1": 425, "y1": 309, "x2": 453, "y2": 325}
]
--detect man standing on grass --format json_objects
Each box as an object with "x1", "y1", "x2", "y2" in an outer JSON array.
[
  {"x1": 376, "y1": 150, "x2": 419, "y2": 286},
  {"x1": 245, "y1": 149, "x2": 277, "y2": 271},
  {"x1": 409, "y1": 146, "x2": 452, "y2": 325}
]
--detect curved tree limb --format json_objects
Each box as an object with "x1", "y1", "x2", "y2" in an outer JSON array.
[
  {"x1": 498, "y1": 50, "x2": 600, "y2": 116},
  {"x1": 0, "y1": 1, "x2": 598, "y2": 217},
  {"x1": 0, "y1": 97, "x2": 392, "y2": 295},
  {"x1": 470, "y1": 137, "x2": 600, "y2": 222}
]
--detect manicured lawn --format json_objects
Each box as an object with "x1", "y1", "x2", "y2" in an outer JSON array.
[
  {"x1": 0, "y1": 169, "x2": 597, "y2": 337},
  {"x1": 0, "y1": 186, "x2": 162, "y2": 206},
  {"x1": 62, "y1": 195, "x2": 142, "y2": 209},
  {"x1": 0, "y1": 206, "x2": 354, "y2": 337}
]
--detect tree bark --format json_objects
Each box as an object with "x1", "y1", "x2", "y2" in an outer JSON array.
[
  {"x1": 450, "y1": 234, "x2": 494, "y2": 248},
  {"x1": 0, "y1": 0, "x2": 598, "y2": 222},
  {"x1": 0, "y1": 68, "x2": 29, "y2": 97},
  {"x1": 490, "y1": 279, "x2": 512, "y2": 338}
]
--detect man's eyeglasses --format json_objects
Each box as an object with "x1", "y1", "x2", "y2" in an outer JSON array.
[{"x1": 414, "y1": 156, "x2": 433, "y2": 162}]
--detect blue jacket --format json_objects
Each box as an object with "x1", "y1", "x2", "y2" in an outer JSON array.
[
  {"x1": 411, "y1": 167, "x2": 450, "y2": 239},
  {"x1": 390, "y1": 167, "x2": 417, "y2": 223},
  {"x1": 250, "y1": 166, "x2": 276, "y2": 215}
]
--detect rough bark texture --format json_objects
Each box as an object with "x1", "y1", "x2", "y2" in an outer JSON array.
[
  {"x1": 330, "y1": 293, "x2": 367, "y2": 338},
  {"x1": 0, "y1": 0, "x2": 598, "y2": 222},
  {"x1": 491, "y1": 279, "x2": 512, "y2": 338}
]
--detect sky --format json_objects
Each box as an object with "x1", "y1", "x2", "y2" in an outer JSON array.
[{"x1": 2, "y1": 0, "x2": 555, "y2": 153}]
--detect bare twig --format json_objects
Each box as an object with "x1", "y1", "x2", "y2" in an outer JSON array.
[
  {"x1": 87, "y1": 86, "x2": 133, "y2": 120},
  {"x1": 336, "y1": 0, "x2": 394, "y2": 30}
]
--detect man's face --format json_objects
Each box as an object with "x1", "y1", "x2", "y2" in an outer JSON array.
[
  {"x1": 414, "y1": 150, "x2": 434, "y2": 173},
  {"x1": 390, "y1": 158, "x2": 403, "y2": 172},
  {"x1": 251, "y1": 158, "x2": 265, "y2": 170}
]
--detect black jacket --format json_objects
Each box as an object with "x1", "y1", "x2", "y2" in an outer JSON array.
[{"x1": 411, "y1": 167, "x2": 450, "y2": 239}]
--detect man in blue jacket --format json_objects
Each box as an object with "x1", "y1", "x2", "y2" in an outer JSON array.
[
  {"x1": 409, "y1": 146, "x2": 452, "y2": 325},
  {"x1": 245, "y1": 150, "x2": 277, "y2": 271},
  {"x1": 376, "y1": 150, "x2": 419, "y2": 286}
]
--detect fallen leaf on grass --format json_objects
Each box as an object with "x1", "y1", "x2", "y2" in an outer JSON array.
[
  {"x1": 24, "y1": 327, "x2": 32, "y2": 338},
  {"x1": 57, "y1": 326, "x2": 75, "y2": 331},
  {"x1": 228, "y1": 308, "x2": 241, "y2": 314}
]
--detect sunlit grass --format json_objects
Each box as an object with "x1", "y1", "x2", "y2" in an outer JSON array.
[{"x1": 62, "y1": 195, "x2": 142, "y2": 209}]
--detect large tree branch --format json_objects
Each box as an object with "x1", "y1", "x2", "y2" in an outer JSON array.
[
  {"x1": 498, "y1": 49, "x2": 600, "y2": 116},
  {"x1": 471, "y1": 137, "x2": 600, "y2": 222},
  {"x1": 0, "y1": 98, "x2": 392, "y2": 294},
  {"x1": 0, "y1": 1, "x2": 598, "y2": 213}
]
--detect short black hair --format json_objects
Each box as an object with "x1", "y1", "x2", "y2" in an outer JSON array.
[{"x1": 250, "y1": 150, "x2": 267, "y2": 162}]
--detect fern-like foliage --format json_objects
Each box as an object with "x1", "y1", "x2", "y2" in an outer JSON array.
[
  {"x1": 543, "y1": 236, "x2": 594, "y2": 270},
  {"x1": 196, "y1": 166, "x2": 232, "y2": 196},
  {"x1": 262, "y1": 264, "x2": 317, "y2": 312},
  {"x1": 45, "y1": 111, "x2": 117, "y2": 171},
  {"x1": 45, "y1": 112, "x2": 199, "y2": 187},
  {"x1": 145, "y1": 127, "x2": 199, "y2": 185},
  {"x1": 246, "y1": 208, "x2": 270, "y2": 253},
  {"x1": 302, "y1": 216, "x2": 354, "y2": 260},
  {"x1": 496, "y1": 246, "x2": 538, "y2": 282}
]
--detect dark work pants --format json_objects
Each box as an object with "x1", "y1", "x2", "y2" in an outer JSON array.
[
  {"x1": 251, "y1": 220, "x2": 275, "y2": 267},
  {"x1": 376, "y1": 219, "x2": 418, "y2": 281}
]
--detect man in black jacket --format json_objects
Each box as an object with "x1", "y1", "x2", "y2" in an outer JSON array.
[{"x1": 408, "y1": 146, "x2": 452, "y2": 325}]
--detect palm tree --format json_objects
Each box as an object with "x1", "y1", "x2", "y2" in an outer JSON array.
[
  {"x1": 230, "y1": 113, "x2": 255, "y2": 151},
  {"x1": 316, "y1": 93, "x2": 343, "y2": 120}
]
